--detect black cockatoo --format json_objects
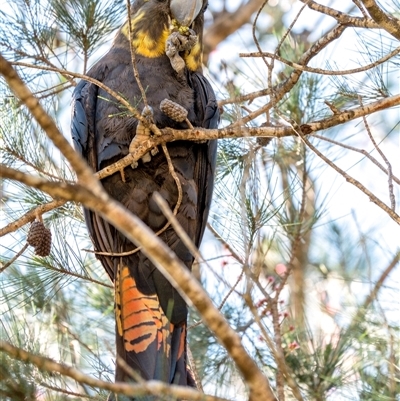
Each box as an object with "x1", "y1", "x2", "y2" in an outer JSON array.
[{"x1": 71, "y1": 0, "x2": 218, "y2": 392}]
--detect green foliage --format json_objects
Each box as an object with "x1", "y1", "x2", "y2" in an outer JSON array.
[
  {"x1": 1, "y1": 0, "x2": 125, "y2": 64},
  {"x1": 49, "y1": 0, "x2": 125, "y2": 58}
]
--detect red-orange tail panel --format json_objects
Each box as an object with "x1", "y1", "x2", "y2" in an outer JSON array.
[{"x1": 114, "y1": 264, "x2": 192, "y2": 387}]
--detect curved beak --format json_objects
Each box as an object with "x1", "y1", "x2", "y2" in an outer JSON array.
[{"x1": 170, "y1": 0, "x2": 203, "y2": 27}]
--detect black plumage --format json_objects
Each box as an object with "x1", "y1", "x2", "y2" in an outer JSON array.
[{"x1": 71, "y1": 0, "x2": 218, "y2": 390}]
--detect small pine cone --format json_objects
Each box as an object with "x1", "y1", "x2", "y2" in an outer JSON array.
[
  {"x1": 27, "y1": 221, "x2": 46, "y2": 247},
  {"x1": 160, "y1": 99, "x2": 187, "y2": 122},
  {"x1": 34, "y1": 226, "x2": 52, "y2": 257}
]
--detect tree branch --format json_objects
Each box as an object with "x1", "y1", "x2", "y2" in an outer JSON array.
[
  {"x1": 299, "y1": 0, "x2": 380, "y2": 28},
  {"x1": 360, "y1": 103, "x2": 396, "y2": 210},
  {"x1": 0, "y1": 199, "x2": 66, "y2": 237},
  {"x1": 0, "y1": 53, "x2": 103, "y2": 197},
  {"x1": 301, "y1": 94, "x2": 400, "y2": 134},
  {"x1": 360, "y1": 251, "x2": 400, "y2": 313},
  {"x1": 2, "y1": 90, "x2": 398, "y2": 240},
  {"x1": 0, "y1": 243, "x2": 29, "y2": 273},
  {"x1": 0, "y1": 341, "x2": 229, "y2": 401},
  {"x1": 96, "y1": 124, "x2": 292, "y2": 180},
  {"x1": 235, "y1": 24, "x2": 347, "y2": 125},
  {"x1": 360, "y1": 0, "x2": 400, "y2": 40}
]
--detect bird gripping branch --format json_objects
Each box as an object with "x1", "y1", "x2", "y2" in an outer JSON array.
[{"x1": 71, "y1": 0, "x2": 219, "y2": 397}]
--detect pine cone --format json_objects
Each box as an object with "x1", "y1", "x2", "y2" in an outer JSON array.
[
  {"x1": 160, "y1": 99, "x2": 187, "y2": 122},
  {"x1": 27, "y1": 220, "x2": 52, "y2": 257},
  {"x1": 27, "y1": 221, "x2": 46, "y2": 247},
  {"x1": 34, "y1": 226, "x2": 52, "y2": 257}
]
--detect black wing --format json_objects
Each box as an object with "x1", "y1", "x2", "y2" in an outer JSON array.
[
  {"x1": 190, "y1": 71, "x2": 219, "y2": 246},
  {"x1": 71, "y1": 70, "x2": 117, "y2": 280}
]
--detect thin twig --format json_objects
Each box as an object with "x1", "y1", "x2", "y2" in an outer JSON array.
[
  {"x1": 86, "y1": 144, "x2": 184, "y2": 257},
  {"x1": 240, "y1": 46, "x2": 400, "y2": 76},
  {"x1": 252, "y1": 0, "x2": 271, "y2": 72},
  {"x1": 126, "y1": 0, "x2": 149, "y2": 109},
  {"x1": 206, "y1": 223, "x2": 245, "y2": 264},
  {"x1": 218, "y1": 269, "x2": 245, "y2": 312},
  {"x1": 359, "y1": 97, "x2": 396, "y2": 210},
  {"x1": 59, "y1": 323, "x2": 113, "y2": 371},
  {"x1": 352, "y1": 0, "x2": 369, "y2": 19},
  {"x1": 218, "y1": 87, "x2": 273, "y2": 107},
  {"x1": 360, "y1": 251, "x2": 400, "y2": 313},
  {"x1": 336, "y1": 251, "x2": 400, "y2": 355},
  {"x1": 35, "y1": 83, "x2": 73, "y2": 101},
  {"x1": 38, "y1": 262, "x2": 113, "y2": 288},
  {"x1": 153, "y1": 192, "x2": 201, "y2": 262},
  {"x1": 301, "y1": 93, "x2": 400, "y2": 134},
  {"x1": 297, "y1": 129, "x2": 400, "y2": 224},
  {"x1": 206, "y1": 223, "x2": 273, "y2": 308},
  {"x1": 189, "y1": 266, "x2": 244, "y2": 332},
  {"x1": 313, "y1": 134, "x2": 400, "y2": 186},
  {"x1": 0, "y1": 243, "x2": 29, "y2": 273},
  {"x1": 245, "y1": 295, "x2": 305, "y2": 401},
  {"x1": 38, "y1": 382, "x2": 96, "y2": 399},
  {"x1": 3, "y1": 146, "x2": 75, "y2": 183},
  {"x1": 187, "y1": 344, "x2": 204, "y2": 392}
]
